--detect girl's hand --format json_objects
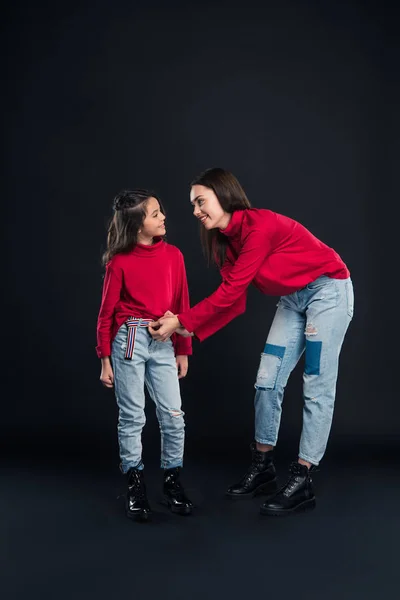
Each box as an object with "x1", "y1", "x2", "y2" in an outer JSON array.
[
  {"x1": 100, "y1": 358, "x2": 114, "y2": 388},
  {"x1": 176, "y1": 355, "x2": 188, "y2": 379},
  {"x1": 149, "y1": 315, "x2": 180, "y2": 342}
]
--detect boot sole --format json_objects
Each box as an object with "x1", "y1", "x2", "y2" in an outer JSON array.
[
  {"x1": 126, "y1": 509, "x2": 152, "y2": 522},
  {"x1": 225, "y1": 478, "x2": 278, "y2": 500},
  {"x1": 161, "y1": 498, "x2": 193, "y2": 516},
  {"x1": 260, "y1": 497, "x2": 316, "y2": 516},
  {"x1": 125, "y1": 500, "x2": 152, "y2": 522}
]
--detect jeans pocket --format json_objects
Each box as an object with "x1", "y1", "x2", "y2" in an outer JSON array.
[
  {"x1": 306, "y1": 276, "x2": 332, "y2": 290},
  {"x1": 345, "y1": 280, "x2": 354, "y2": 318},
  {"x1": 112, "y1": 325, "x2": 127, "y2": 351}
]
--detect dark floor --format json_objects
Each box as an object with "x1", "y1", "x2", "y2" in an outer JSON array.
[{"x1": 2, "y1": 444, "x2": 399, "y2": 600}]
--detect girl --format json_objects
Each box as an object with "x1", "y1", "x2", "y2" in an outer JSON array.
[
  {"x1": 149, "y1": 168, "x2": 354, "y2": 517},
  {"x1": 96, "y1": 189, "x2": 193, "y2": 521}
]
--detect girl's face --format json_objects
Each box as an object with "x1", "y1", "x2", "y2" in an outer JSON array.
[
  {"x1": 138, "y1": 196, "x2": 166, "y2": 243},
  {"x1": 190, "y1": 185, "x2": 231, "y2": 230}
]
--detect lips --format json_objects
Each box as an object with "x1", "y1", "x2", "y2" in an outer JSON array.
[{"x1": 198, "y1": 215, "x2": 209, "y2": 224}]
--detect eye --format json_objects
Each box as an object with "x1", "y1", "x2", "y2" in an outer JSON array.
[{"x1": 198, "y1": 199, "x2": 204, "y2": 207}]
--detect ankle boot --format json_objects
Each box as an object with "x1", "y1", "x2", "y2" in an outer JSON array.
[
  {"x1": 260, "y1": 461, "x2": 316, "y2": 516},
  {"x1": 163, "y1": 467, "x2": 193, "y2": 516},
  {"x1": 125, "y1": 468, "x2": 152, "y2": 521},
  {"x1": 226, "y1": 442, "x2": 277, "y2": 498}
]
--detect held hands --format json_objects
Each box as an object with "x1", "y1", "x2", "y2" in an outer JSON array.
[
  {"x1": 149, "y1": 311, "x2": 193, "y2": 341},
  {"x1": 100, "y1": 357, "x2": 114, "y2": 388},
  {"x1": 148, "y1": 311, "x2": 191, "y2": 379},
  {"x1": 176, "y1": 325, "x2": 193, "y2": 337}
]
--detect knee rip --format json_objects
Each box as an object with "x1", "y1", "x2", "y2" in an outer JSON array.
[
  {"x1": 169, "y1": 409, "x2": 183, "y2": 418},
  {"x1": 305, "y1": 396, "x2": 318, "y2": 403},
  {"x1": 305, "y1": 323, "x2": 318, "y2": 336}
]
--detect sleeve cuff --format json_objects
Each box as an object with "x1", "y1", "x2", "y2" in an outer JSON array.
[
  {"x1": 177, "y1": 313, "x2": 194, "y2": 334},
  {"x1": 172, "y1": 333, "x2": 193, "y2": 356},
  {"x1": 96, "y1": 345, "x2": 111, "y2": 358}
]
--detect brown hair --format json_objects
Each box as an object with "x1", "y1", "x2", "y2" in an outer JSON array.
[
  {"x1": 191, "y1": 168, "x2": 251, "y2": 267},
  {"x1": 102, "y1": 189, "x2": 165, "y2": 265}
]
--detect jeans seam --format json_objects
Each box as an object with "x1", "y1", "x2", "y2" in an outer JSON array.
[
  {"x1": 345, "y1": 279, "x2": 354, "y2": 318},
  {"x1": 162, "y1": 459, "x2": 183, "y2": 469},
  {"x1": 255, "y1": 437, "x2": 276, "y2": 445},
  {"x1": 301, "y1": 282, "x2": 344, "y2": 463},
  {"x1": 298, "y1": 452, "x2": 319, "y2": 466},
  {"x1": 146, "y1": 368, "x2": 176, "y2": 468},
  {"x1": 145, "y1": 370, "x2": 164, "y2": 428},
  {"x1": 266, "y1": 324, "x2": 302, "y2": 442},
  {"x1": 112, "y1": 347, "x2": 146, "y2": 472}
]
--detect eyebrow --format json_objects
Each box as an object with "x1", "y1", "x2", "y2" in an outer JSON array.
[
  {"x1": 190, "y1": 195, "x2": 203, "y2": 205},
  {"x1": 151, "y1": 209, "x2": 159, "y2": 216}
]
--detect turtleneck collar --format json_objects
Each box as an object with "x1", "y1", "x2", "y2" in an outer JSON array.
[
  {"x1": 132, "y1": 237, "x2": 165, "y2": 257},
  {"x1": 219, "y1": 210, "x2": 246, "y2": 238}
]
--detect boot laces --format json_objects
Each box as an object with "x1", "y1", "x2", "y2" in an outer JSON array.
[
  {"x1": 165, "y1": 471, "x2": 183, "y2": 493},
  {"x1": 282, "y1": 463, "x2": 307, "y2": 496},
  {"x1": 282, "y1": 475, "x2": 299, "y2": 496},
  {"x1": 129, "y1": 471, "x2": 145, "y2": 498},
  {"x1": 244, "y1": 453, "x2": 266, "y2": 482}
]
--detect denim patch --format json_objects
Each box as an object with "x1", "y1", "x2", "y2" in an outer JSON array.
[
  {"x1": 305, "y1": 340, "x2": 322, "y2": 375},
  {"x1": 263, "y1": 343, "x2": 285, "y2": 359},
  {"x1": 255, "y1": 344, "x2": 286, "y2": 390}
]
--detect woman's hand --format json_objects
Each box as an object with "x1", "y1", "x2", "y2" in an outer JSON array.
[
  {"x1": 149, "y1": 311, "x2": 193, "y2": 340},
  {"x1": 176, "y1": 355, "x2": 188, "y2": 379},
  {"x1": 100, "y1": 357, "x2": 114, "y2": 388},
  {"x1": 149, "y1": 315, "x2": 180, "y2": 341},
  {"x1": 176, "y1": 326, "x2": 194, "y2": 337}
]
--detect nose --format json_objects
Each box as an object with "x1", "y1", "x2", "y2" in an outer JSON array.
[{"x1": 193, "y1": 206, "x2": 201, "y2": 217}]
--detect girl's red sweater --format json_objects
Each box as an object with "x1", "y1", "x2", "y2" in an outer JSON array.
[{"x1": 96, "y1": 239, "x2": 192, "y2": 358}]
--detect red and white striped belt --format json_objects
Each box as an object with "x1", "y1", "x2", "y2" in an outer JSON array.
[{"x1": 125, "y1": 317, "x2": 153, "y2": 360}]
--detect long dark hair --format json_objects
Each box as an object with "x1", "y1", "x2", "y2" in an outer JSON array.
[
  {"x1": 102, "y1": 189, "x2": 165, "y2": 265},
  {"x1": 191, "y1": 168, "x2": 251, "y2": 267}
]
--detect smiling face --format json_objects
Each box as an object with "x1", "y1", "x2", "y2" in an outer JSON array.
[
  {"x1": 137, "y1": 196, "x2": 166, "y2": 244},
  {"x1": 190, "y1": 185, "x2": 232, "y2": 230}
]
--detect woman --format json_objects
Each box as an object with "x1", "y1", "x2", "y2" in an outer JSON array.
[{"x1": 149, "y1": 168, "x2": 353, "y2": 516}]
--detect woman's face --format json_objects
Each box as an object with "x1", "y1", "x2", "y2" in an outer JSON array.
[{"x1": 190, "y1": 185, "x2": 231, "y2": 230}]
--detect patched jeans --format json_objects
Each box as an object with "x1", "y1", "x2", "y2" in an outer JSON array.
[
  {"x1": 254, "y1": 276, "x2": 354, "y2": 465},
  {"x1": 111, "y1": 323, "x2": 185, "y2": 473}
]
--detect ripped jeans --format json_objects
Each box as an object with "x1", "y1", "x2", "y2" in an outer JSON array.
[
  {"x1": 254, "y1": 276, "x2": 354, "y2": 465},
  {"x1": 111, "y1": 323, "x2": 185, "y2": 472}
]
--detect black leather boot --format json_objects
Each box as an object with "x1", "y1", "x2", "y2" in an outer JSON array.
[
  {"x1": 260, "y1": 461, "x2": 316, "y2": 516},
  {"x1": 125, "y1": 468, "x2": 152, "y2": 522},
  {"x1": 226, "y1": 442, "x2": 277, "y2": 498},
  {"x1": 163, "y1": 468, "x2": 193, "y2": 516}
]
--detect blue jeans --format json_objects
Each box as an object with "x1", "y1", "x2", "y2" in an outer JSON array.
[
  {"x1": 111, "y1": 323, "x2": 185, "y2": 473},
  {"x1": 254, "y1": 276, "x2": 354, "y2": 465}
]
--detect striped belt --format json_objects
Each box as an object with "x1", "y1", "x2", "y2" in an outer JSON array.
[{"x1": 125, "y1": 317, "x2": 153, "y2": 360}]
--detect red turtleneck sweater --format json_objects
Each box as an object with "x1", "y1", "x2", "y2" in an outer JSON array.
[
  {"x1": 96, "y1": 239, "x2": 192, "y2": 358},
  {"x1": 178, "y1": 209, "x2": 349, "y2": 341}
]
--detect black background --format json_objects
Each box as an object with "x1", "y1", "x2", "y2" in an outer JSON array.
[
  {"x1": 3, "y1": 1, "x2": 399, "y2": 598},
  {"x1": 3, "y1": 0, "x2": 398, "y2": 457}
]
